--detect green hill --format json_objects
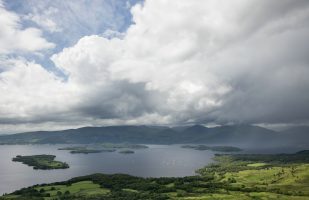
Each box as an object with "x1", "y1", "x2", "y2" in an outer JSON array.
[{"x1": 0, "y1": 125, "x2": 308, "y2": 148}]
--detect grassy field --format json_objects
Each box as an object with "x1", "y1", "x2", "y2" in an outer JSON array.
[
  {"x1": 38, "y1": 181, "x2": 109, "y2": 199},
  {"x1": 2, "y1": 151, "x2": 309, "y2": 199}
]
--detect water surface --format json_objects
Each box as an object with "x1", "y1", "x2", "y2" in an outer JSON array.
[{"x1": 0, "y1": 144, "x2": 215, "y2": 195}]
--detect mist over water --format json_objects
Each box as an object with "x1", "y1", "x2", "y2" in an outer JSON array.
[{"x1": 0, "y1": 144, "x2": 214, "y2": 195}]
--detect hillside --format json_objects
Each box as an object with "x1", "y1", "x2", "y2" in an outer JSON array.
[{"x1": 0, "y1": 125, "x2": 308, "y2": 148}]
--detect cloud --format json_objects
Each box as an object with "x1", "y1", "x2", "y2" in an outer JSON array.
[
  {"x1": 51, "y1": 35, "x2": 167, "y2": 120},
  {"x1": 52, "y1": 0, "x2": 309, "y2": 126},
  {"x1": 23, "y1": 7, "x2": 61, "y2": 33},
  {"x1": 0, "y1": 1, "x2": 54, "y2": 54},
  {"x1": 102, "y1": 29, "x2": 125, "y2": 39},
  {"x1": 1, "y1": 0, "x2": 309, "y2": 133},
  {"x1": 0, "y1": 1, "x2": 59, "y2": 131},
  {"x1": 0, "y1": 57, "x2": 75, "y2": 124},
  {"x1": 7, "y1": 0, "x2": 141, "y2": 48}
]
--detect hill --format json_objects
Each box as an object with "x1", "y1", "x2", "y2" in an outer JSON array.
[
  {"x1": 279, "y1": 126, "x2": 309, "y2": 147},
  {"x1": 0, "y1": 125, "x2": 308, "y2": 148}
]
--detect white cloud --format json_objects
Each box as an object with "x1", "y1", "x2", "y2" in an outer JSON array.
[
  {"x1": 0, "y1": 1, "x2": 55, "y2": 54},
  {"x1": 52, "y1": 0, "x2": 309, "y2": 125},
  {"x1": 51, "y1": 35, "x2": 123, "y2": 85},
  {"x1": 0, "y1": 58, "x2": 77, "y2": 122},
  {"x1": 102, "y1": 29, "x2": 125, "y2": 39},
  {"x1": 12, "y1": 0, "x2": 136, "y2": 47},
  {"x1": 1, "y1": 0, "x2": 309, "y2": 133},
  {"x1": 23, "y1": 7, "x2": 62, "y2": 33}
]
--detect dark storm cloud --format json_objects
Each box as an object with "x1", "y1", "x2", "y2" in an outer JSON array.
[
  {"x1": 1, "y1": 0, "x2": 309, "y2": 133},
  {"x1": 75, "y1": 81, "x2": 166, "y2": 119}
]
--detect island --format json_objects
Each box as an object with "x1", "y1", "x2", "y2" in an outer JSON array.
[
  {"x1": 70, "y1": 149, "x2": 116, "y2": 154},
  {"x1": 58, "y1": 144, "x2": 146, "y2": 154},
  {"x1": 58, "y1": 146, "x2": 116, "y2": 154},
  {"x1": 182, "y1": 144, "x2": 243, "y2": 152},
  {"x1": 58, "y1": 146, "x2": 86, "y2": 151},
  {"x1": 12, "y1": 155, "x2": 69, "y2": 170},
  {"x1": 101, "y1": 143, "x2": 148, "y2": 149},
  {"x1": 4, "y1": 150, "x2": 309, "y2": 199},
  {"x1": 118, "y1": 150, "x2": 135, "y2": 154}
]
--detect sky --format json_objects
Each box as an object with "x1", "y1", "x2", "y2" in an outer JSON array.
[{"x1": 0, "y1": 0, "x2": 309, "y2": 133}]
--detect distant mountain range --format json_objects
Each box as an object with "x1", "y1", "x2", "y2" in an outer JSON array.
[{"x1": 0, "y1": 125, "x2": 308, "y2": 148}]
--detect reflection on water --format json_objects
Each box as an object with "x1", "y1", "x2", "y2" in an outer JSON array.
[{"x1": 0, "y1": 144, "x2": 215, "y2": 195}]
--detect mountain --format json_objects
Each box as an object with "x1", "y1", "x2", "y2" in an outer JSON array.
[
  {"x1": 0, "y1": 125, "x2": 308, "y2": 148},
  {"x1": 279, "y1": 126, "x2": 309, "y2": 147},
  {"x1": 281, "y1": 126, "x2": 309, "y2": 136}
]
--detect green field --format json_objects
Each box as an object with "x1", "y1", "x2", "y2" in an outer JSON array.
[
  {"x1": 3, "y1": 151, "x2": 309, "y2": 199},
  {"x1": 38, "y1": 181, "x2": 109, "y2": 199}
]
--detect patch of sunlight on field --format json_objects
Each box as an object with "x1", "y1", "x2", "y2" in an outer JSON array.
[
  {"x1": 122, "y1": 188, "x2": 139, "y2": 193},
  {"x1": 178, "y1": 191, "x2": 309, "y2": 200},
  {"x1": 230, "y1": 167, "x2": 284, "y2": 185},
  {"x1": 35, "y1": 180, "x2": 109, "y2": 199},
  {"x1": 247, "y1": 163, "x2": 267, "y2": 167}
]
